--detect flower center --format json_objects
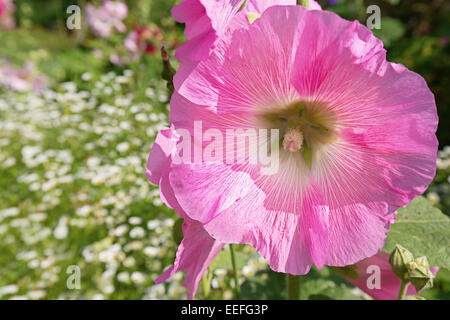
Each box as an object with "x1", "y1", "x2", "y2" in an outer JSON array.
[{"x1": 259, "y1": 100, "x2": 336, "y2": 169}]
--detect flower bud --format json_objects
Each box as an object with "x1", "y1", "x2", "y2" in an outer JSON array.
[
  {"x1": 389, "y1": 245, "x2": 414, "y2": 280},
  {"x1": 407, "y1": 256, "x2": 434, "y2": 292}
]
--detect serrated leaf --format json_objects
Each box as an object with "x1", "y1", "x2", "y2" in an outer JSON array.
[{"x1": 382, "y1": 196, "x2": 450, "y2": 270}]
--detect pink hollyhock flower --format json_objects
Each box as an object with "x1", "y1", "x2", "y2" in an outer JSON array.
[
  {"x1": 109, "y1": 53, "x2": 124, "y2": 66},
  {"x1": 172, "y1": 0, "x2": 321, "y2": 62},
  {"x1": 86, "y1": 0, "x2": 127, "y2": 38},
  {"x1": 0, "y1": 0, "x2": 15, "y2": 29},
  {"x1": 0, "y1": 0, "x2": 5, "y2": 17},
  {"x1": 147, "y1": 5, "x2": 438, "y2": 299},
  {"x1": 124, "y1": 25, "x2": 163, "y2": 57},
  {"x1": 0, "y1": 60, "x2": 47, "y2": 92},
  {"x1": 341, "y1": 252, "x2": 439, "y2": 300}
]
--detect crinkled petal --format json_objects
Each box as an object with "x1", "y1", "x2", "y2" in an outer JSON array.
[
  {"x1": 146, "y1": 126, "x2": 188, "y2": 218},
  {"x1": 172, "y1": 0, "x2": 245, "y2": 61},
  {"x1": 146, "y1": 127, "x2": 178, "y2": 186},
  {"x1": 172, "y1": 0, "x2": 321, "y2": 62},
  {"x1": 155, "y1": 218, "x2": 224, "y2": 300}
]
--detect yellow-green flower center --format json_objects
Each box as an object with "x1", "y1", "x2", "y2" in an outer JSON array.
[{"x1": 259, "y1": 100, "x2": 336, "y2": 169}]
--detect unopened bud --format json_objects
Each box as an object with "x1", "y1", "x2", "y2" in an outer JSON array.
[
  {"x1": 389, "y1": 245, "x2": 414, "y2": 280},
  {"x1": 407, "y1": 256, "x2": 434, "y2": 292}
]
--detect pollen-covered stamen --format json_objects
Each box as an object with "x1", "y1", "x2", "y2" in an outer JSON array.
[{"x1": 282, "y1": 127, "x2": 304, "y2": 152}]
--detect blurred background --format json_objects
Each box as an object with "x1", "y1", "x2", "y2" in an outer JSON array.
[{"x1": 0, "y1": 0, "x2": 448, "y2": 300}]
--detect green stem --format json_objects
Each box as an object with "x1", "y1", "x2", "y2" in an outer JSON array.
[
  {"x1": 300, "y1": 0, "x2": 309, "y2": 9},
  {"x1": 397, "y1": 280, "x2": 409, "y2": 300},
  {"x1": 201, "y1": 270, "x2": 211, "y2": 299},
  {"x1": 229, "y1": 244, "x2": 241, "y2": 300},
  {"x1": 287, "y1": 274, "x2": 300, "y2": 300},
  {"x1": 355, "y1": 0, "x2": 366, "y2": 23}
]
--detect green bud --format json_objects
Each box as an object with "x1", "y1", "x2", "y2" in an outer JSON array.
[
  {"x1": 407, "y1": 256, "x2": 434, "y2": 293},
  {"x1": 161, "y1": 45, "x2": 176, "y2": 96},
  {"x1": 389, "y1": 245, "x2": 414, "y2": 280}
]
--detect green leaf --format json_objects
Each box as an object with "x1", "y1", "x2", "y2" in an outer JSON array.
[
  {"x1": 382, "y1": 197, "x2": 450, "y2": 270},
  {"x1": 308, "y1": 294, "x2": 334, "y2": 300},
  {"x1": 172, "y1": 218, "x2": 184, "y2": 245},
  {"x1": 329, "y1": 265, "x2": 360, "y2": 281},
  {"x1": 372, "y1": 17, "x2": 405, "y2": 47},
  {"x1": 301, "y1": 266, "x2": 365, "y2": 300},
  {"x1": 240, "y1": 270, "x2": 286, "y2": 300},
  {"x1": 210, "y1": 245, "x2": 248, "y2": 270}
]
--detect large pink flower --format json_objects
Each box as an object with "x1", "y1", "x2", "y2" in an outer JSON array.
[
  {"x1": 147, "y1": 5, "x2": 438, "y2": 299},
  {"x1": 341, "y1": 252, "x2": 439, "y2": 300}
]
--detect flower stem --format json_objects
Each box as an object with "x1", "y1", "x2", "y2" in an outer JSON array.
[
  {"x1": 287, "y1": 274, "x2": 301, "y2": 300},
  {"x1": 397, "y1": 280, "x2": 409, "y2": 300},
  {"x1": 229, "y1": 244, "x2": 241, "y2": 300}
]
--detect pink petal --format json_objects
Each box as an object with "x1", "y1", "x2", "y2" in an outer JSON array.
[
  {"x1": 155, "y1": 218, "x2": 224, "y2": 300},
  {"x1": 172, "y1": 0, "x2": 320, "y2": 63},
  {"x1": 344, "y1": 252, "x2": 439, "y2": 300},
  {"x1": 146, "y1": 126, "x2": 188, "y2": 218}
]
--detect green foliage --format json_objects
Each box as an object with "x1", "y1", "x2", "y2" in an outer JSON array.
[
  {"x1": 210, "y1": 245, "x2": 249, "y2": 270},
  {"x1": 172, "y1": 218, "x2": 184, "y2": 245},
  {"x1": 372, "y1": 17, "x2": 405, "y2": 47},
  {"x1": 382, "y1": 197, "x2": 450, "y2": 269}
]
